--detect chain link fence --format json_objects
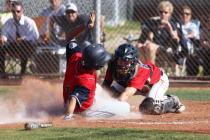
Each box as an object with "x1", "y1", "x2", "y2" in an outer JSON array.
[{"x1": 0, "y1": 0, "x2": 209, "y2": 79}]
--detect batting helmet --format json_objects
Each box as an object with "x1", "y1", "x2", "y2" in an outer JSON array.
[{"x1": 82, "y1": 44, "x2": 111, "y2": 70}]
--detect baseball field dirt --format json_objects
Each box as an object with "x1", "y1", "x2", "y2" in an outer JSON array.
[{"x1": 0, "y1": 78, "x2": 209, "y2": 134}]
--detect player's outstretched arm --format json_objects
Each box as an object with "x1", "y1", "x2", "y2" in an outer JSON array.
[{"x1": 118, "y1": 87, "x2": 137, "y2": 101}]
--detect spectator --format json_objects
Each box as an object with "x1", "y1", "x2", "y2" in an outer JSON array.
[
  {"x1": 177, "y1": 5, "x2": 200, "y2": 56},
  {"x1": 49, "y1": 2, "x2": 95, "y2": 46},
  {"x1": 198, "y1": 15, "x2": 210, "y2": 75},
  {"x1": 102, "y1": 43, "x2": 185, "y2": 115},
  {"x1": 200, "y1": 15, "x2": 210, "y2": 48},
  {"x1": 0, "y1": 0, "x2": 15, "y2": 31},
  {"x1": 176, "y1": 5, "x2": 201, "y2": 76},
  {"x1": 136, "y1": 1, "x2": 179, "y2": 65},
  {"x1": 0, "y1": 1, "x2": 39, "y2": 76},
  {"x1": 39, "y1": 0, "x2": 65, "y2": 44}
]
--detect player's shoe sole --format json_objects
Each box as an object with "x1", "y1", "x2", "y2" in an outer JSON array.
[{"x1": 169, "y1": 95, "x2": 185, "y2": 113}]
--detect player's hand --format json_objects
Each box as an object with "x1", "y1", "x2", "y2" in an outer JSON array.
[
  {"x1": 160, "y1": 20, "x2": 172, "y2": 30},
  {"x1": 16, "y1": 37, "x2": 26, "y2": 43},
  {"x1": 88, "y1": 11, "x2": 96, "y2": 28},
  {"x1": 0, "y1": 36, "x2": 7, "y2": 46}
]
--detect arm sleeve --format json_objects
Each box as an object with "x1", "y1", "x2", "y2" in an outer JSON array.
[
  {"x1": 27, "y1": 20, "x2": 39, "y2": 41},
  {"x1": 138, "y1": 19, "x2": 156, "y2": 43},
  {"x1": 66, "y1": 42, "x2": 81, "y2": 60},
  {"x1": 80, "y1": 14, "x2": 90, "y2": 27},
  {"x1": 1, "y1": 20, "x2": 10, "y2": 38}
]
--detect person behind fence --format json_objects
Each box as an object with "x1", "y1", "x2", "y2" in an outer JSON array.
[
  {"x1": 39, "y1": 0, "x2": 65, "y2": 44},
  {"x1": 0, "y1": 0, "x2": 16, "y2": 32},
  {"x1": 49, "y1": 2, "x2": 95, "y2": 46},
  {"x1": 198, "y1": 15, "x2": 210, "y2": 76},
  {"x1": 176, "y1": 5, "x2": 201, "y2": 76},
  {"x1": 136, "y1": 0, "x2": 179, "y2": 65},
  {"x1": 0, "y1": 1, "x2": 39, "y2": 76},
  {"x1": 177, "y1": 5, "x2": 200, "y2": 56},
  {"x1": 102, "y1": 43, "x2": 185, "y2": 115},
  {"x1": 63, "y1": 41, "x2": 130, "y2": 120}
]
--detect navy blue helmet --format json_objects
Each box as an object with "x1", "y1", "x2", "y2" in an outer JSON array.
[{"x1": 83, "y1": 44, "x2": 111, "y2": 70}]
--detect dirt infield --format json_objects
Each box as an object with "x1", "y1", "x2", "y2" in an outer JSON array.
[
  {"x1": 1, "y1": 100, "x2": 209, "y2": 134},
  {"x1": 0, "y1": 78, "x2": 210, "y2": 134},
  {"x1": 24, "y1": 100, "x2": 206, "y2": 134}
]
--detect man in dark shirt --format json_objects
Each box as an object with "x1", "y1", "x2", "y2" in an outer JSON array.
[
  {"x1": 136, "y1": 1, "x2": 179, "y2": 65},
  {"x1": 50, "y1": 2, "x2": 95, "y2": 46}
]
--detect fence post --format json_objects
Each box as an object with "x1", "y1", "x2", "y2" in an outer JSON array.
[{"x1": 94, "y1": 0, "x2": 101, "y2": 44}]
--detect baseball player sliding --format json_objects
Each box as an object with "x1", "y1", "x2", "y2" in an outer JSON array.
[
  {"x1": 63, "y1": 41, "x2": 130, "y2": 120},
  {"x1": 102, "y1": 43, "x2": 185, "y2": 115}
]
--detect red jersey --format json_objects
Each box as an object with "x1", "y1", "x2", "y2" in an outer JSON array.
[
  {"x1": 129, "y1": 62, "x2": 161, "y2": 90},
  {"x1": 104, "y1": 61, "x2": 161, "y2": 91},
  {"x1": 63, "y1": 52, "x2": 96, "y2": 112}
]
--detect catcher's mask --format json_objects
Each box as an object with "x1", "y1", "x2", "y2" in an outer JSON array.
[
  {"x1": 116, "y1": 57, "x2": 133, "y2": 75},
  {"x1": 114, "y1": 43, "x2": 139, "y2": 81}
]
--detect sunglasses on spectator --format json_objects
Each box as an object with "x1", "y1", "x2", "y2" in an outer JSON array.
[
  {"x1": 182, "y1": 12, "x2": 191, "y2": 16},
  {"x1": 159, "y1": 10, "x2": 169, "y2": 14},
  {"x1": 12, "y1": 10, "x2": 21, "y2": 13}
]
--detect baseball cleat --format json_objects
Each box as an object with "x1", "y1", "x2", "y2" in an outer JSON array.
[
  {"x1": 169, "y1": 95, "x2": 185, "y2": 113},
  {"x1": 63, "y1": 114, "x2": 73, "y2": 120},
  {"x1": 175, "y1": 104, "x2": 185, "y2": 113}
]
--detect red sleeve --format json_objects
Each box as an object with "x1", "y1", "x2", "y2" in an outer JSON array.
[
  {"x1": 128, "y1": 62, "x2": 161, "y2": 89},
  {"x1": 128, "y1": 68, "x2": 150, "y2": 90},
  {"x1": 145, "y1": 62, "x2": 161, "y2": 84}
]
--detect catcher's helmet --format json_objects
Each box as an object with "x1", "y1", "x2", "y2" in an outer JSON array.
[
  {"x1": 82, "y1": 44, "x2": 111, "y2": 70},
  {"x1": 114, "y1": 44, "x2": 139, "y2": 80},
  {"x1": 115, "y1": 43, "x2": 139, "y2": 60}
]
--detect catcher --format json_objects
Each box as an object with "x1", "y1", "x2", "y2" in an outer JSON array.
[
  {"x1": 102, "y1": 43, "x2": 185, "y2": 115},
  {"x1": 63, "y1": 41, "x2": 130, "y2": 120}
]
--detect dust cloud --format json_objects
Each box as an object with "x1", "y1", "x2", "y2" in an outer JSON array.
[
  {"x1": 0, "y1": 78, "x2": 141, "y2": 124},
  {"x1": 0, "y1": 77, "x2": 64, "y2": 124},
  {"x1": 88, "y1": 84, "x2": 142, "y2": 120}
]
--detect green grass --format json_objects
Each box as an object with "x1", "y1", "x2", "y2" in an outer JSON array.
[
  {"x1": 104, "y1": 20, "x2": 140, "y2": 53},
  {"x1": 167, "y1": 88, "x2": 210, "y2": 102},
  {"x1": 0, "y1": 87, "x2": 210, "y2": 139},
  {"x1": 0, "y1": 86, "x2": 18, "y2": 96},
  {"x1": 1, "y1": 86, "x2": 210, "y2": 101},
  {"x1": 0, "y1": 128, "x2": 210, "y2": 140},
  {"x1": 105, "y1": 20, "x2": 140, "y2": 34}
]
